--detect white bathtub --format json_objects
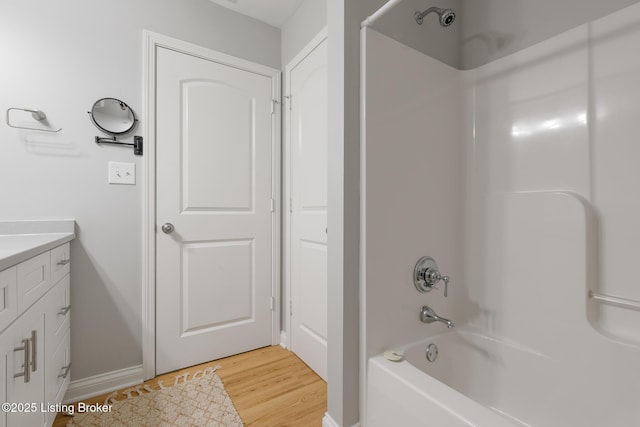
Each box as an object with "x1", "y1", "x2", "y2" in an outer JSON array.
[{"x1": 366, "y1": 329, "x2": 640, "y2": 427}]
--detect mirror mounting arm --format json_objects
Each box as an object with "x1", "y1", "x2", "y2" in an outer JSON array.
[{"x1": 95, "y1": 135, "x2": 143, "y2": 156}]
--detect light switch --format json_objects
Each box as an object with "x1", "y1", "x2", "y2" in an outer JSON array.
[{"x1": 108, "y1": 161, "x2": 136, "y2": 185}]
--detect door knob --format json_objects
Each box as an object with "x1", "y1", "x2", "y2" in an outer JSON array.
[{"x1": 161, "y1": 223, "x2": 175, "y2": 234}]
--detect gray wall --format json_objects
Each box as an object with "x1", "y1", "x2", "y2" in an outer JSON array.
[
  {"x1": 281, "y1": 0, "x2": 327, "y2": 67},
  {"x1": 461, "y1": 0, "x2": 640, "y2": 68},
  {"x1": 365, "y1": 0, "x2": 640, "y2": 70},
  {"x1": 0, "y1": 0, "x2": 279, "y2": 382},
  {"x1": 326, "y1": 1, "x2": 388, "y2": 425},
  {"x1": 369, "y1": 0, "x2": 462, "y2": 68}
]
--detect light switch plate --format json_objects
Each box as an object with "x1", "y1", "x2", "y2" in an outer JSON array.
[{"x1": 108, "y1": 162, "x2": 136, "y2": 185}]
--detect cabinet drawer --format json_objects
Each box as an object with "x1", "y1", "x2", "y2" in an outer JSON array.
[
  {"x1": 51, "y1": 243, "x2": 71, "y2": 285},
  {"x1": 0, "y1": 267, "x2": 17, "y2": 334},
  {"x1": 17, "y1": 251, "x2": 51, "y2": 314},
  {"x1": 46, "y1": 275, "x2": 70, "y2": 350}
]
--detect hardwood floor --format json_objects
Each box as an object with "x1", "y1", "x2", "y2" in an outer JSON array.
[{"x1": 53, "y1": 346, "x2": 327, "y2": 426}]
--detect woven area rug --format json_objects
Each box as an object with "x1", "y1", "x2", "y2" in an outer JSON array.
[{"x1": 67, "y1": 366, "x2": 244, "y2": 427}]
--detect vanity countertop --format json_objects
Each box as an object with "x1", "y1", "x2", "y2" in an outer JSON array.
[{"x1": 0, "y1": 220, "x2": 76, "y2": 271}]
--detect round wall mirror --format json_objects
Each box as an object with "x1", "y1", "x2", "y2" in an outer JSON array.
[{"x1": 89, "y1": 98, "x2": 137, "y2": 135}]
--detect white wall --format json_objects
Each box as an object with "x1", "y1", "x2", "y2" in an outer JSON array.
[
  {"x1": 362, "y1": 27, "x2": 465, "y2": 360},
  {"x1": 0, "y1": 0, "x2": 279, "y2": 382},
  {"x1": 590, "y1": 5, "x2": 640, "y2": 342},
  {"x1": 464, "y1": 0, "x2": 640, "y2": 349},
  {"x1": 281, "y1": 0, "x2": 327, "y2": 67},
  {"x1": 465, "y1": 24, "x2": 592, "y2": 344},
  {"x1": 361, "y1": 28, "x2": 466, "y2": 426}
]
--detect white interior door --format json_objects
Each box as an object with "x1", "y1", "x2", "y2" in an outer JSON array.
[
  {"x1": 155, "y1": 45, "x2": 279, "y2": 374},
  {"x1": 287, "y1": 33, "x2": 328, "y2": 381}
]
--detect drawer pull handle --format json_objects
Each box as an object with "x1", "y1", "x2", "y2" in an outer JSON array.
[
  {"x1": 13, "y1": 338, "x2": 31, "y2": 383},
  {"x1": 58, "y1": 305, "x2": 71, "y2": 316},
  {"x1": 57, "y1": 259, "x2": 71, "y2": 266},
  {"x1": 58, "y1": 363, "x2": 72, "y2": 379}
]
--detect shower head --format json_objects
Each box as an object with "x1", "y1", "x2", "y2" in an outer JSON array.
[{"x1": 414, "y1": 7, "x2": 456, "y2": 27}]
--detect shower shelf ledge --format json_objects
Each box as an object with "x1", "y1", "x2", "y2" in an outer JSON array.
[{"x1": 590, "y1": 291, "x2": 640, "y2": 312}]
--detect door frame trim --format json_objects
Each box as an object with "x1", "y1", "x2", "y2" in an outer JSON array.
[
  {"x1": 142, "y1": 30, "x2": 281, "y2": 380},
  {"x1": 283, "y1": 27, "x2": 328, "y2": 350}
]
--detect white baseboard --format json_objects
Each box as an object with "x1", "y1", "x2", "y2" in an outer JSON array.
[
  {"x1": 323, "y1": 413, "x2": 360, "y2": 427},
  {"x1": 280, "y1": 330, "x2": 288, "y2": 348},
  {"x1": 63, "y1": 364, "x2": 144, "y2": 404},
  {"x1": 323, "y1": 413, "x2": 339, "y2": 427}
]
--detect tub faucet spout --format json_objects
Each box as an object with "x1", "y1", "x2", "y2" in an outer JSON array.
[{"x1": 420, "y1": 305, "x2": 454, "y2": 328}]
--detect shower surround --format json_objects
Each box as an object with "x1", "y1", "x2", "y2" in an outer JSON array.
[{"x1": 361, "y1": 1, "x2": 640, "y2": 425}]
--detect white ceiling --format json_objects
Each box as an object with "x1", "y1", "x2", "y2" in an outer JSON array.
[{"x1": 207, "y1": 0, "x2": 305, "y2": 28}]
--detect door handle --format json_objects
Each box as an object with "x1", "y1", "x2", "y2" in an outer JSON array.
[
  {"x1": 30, "y1": 330, "x2": 37, "y2": 372},
  {"x1": 161, "y1": 223, "x2": 175, "y2": 234}
]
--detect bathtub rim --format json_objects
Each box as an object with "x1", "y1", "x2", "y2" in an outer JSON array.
[
  {"x1": 367, "y1": 327, "x2": 548, "y2": 427},
  {"x1": 367, "y1": 352, "x2": 517, "y2": 426}
]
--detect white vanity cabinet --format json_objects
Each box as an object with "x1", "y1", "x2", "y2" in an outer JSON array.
[
  {"x1": 4, "y1": 306, "x2": 46, "y2": 427},
  {"x1": 44, "y1": 274, "x2": 71, "y2": 426},
  {"x1": 0, "y1": 233, "x2": 73, "y2": 427}
]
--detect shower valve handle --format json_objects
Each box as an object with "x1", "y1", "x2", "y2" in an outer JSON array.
[
  {"x1": 426, "y1": 269, "x2": 450, "y2": 297},
  {"x1": 414, "y1": 257, "x2": 451, "y2": 297}
]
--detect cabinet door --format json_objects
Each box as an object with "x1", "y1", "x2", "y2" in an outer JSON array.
[
  {"x1": 50, "y1": 244, "x2": 70, "y2": 286},
  {"x1": 0, "y1": 326, "x2": 10, "y2": 427},
  {"x1": 45, "y1": 329, "x2": 70, "y2": 427},
  {"x1": 7, "y1": 309, "x2": 45, "y2": 427},
  {"x1": 16, "y1": 252, "x2": 50, "y2": 314},
  {"x1": 45, "y1": 275, "x2": 70, "y2": 348},
  {"x1": 44, "y1": 277, "x2": 71, "y2": 421},
  {"x1": 0, "y1": 267, "x2": 17, "y2": 333}
]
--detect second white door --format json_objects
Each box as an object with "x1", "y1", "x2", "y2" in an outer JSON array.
[
  {"x1": 155, "y1": 44, "x2": 279, "y2": 375},
  {"x1": 286, "y1": 33, "x2": 328, "y2": 381}
]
